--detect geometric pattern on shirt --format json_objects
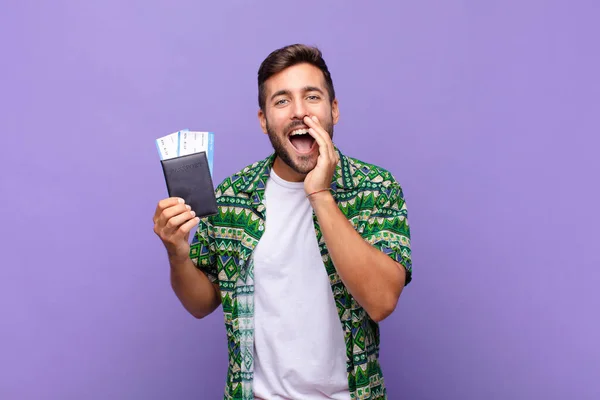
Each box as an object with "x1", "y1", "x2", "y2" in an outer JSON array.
[{"x1": 189, "y1": 146, "x2": 412, "y2": 400}]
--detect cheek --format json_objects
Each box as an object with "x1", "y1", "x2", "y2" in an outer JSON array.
[
  {"x1": 267, "y1": 112, "x2": 288, "y2": 132},
  {"x1": 311, "y1": 104, "x2": 331, "y2": 119}
]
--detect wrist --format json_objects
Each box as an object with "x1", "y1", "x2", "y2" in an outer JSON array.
[
  {"x1": 308, "y1": 190, "x2": 336, "y2": 209},
  {"x1": 168, "y1": 251, "x2": 191, "y2": 268},
  {"x1": 305, "y1": 187, "x2": 331, "y2": 197}
]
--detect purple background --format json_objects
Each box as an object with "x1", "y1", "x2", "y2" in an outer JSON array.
[{"x1": 1, "y1": 1, "x2": 598, "y2": 399}]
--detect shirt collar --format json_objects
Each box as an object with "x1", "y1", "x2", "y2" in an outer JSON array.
[{"x1": 238, "y1": 146, "x2": 356, "y2": 196}]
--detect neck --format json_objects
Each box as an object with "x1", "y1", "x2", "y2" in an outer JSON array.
[{"x1": 272, "y1": 157, "x2": 306, "y2": 182}]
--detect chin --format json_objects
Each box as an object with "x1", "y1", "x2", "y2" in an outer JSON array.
[{"x1": 290, "y1": 156, "x2": 318, "y2": 175}]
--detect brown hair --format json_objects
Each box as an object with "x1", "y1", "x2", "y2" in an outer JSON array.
[{"x1": 257, "y1": 44, "x2": 336, "y2": 112}]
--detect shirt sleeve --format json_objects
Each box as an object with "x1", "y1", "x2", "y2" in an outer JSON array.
[
  {"x1": 189, "y1": 216, "x2": 218, "y2": 283},
  {"x1": 359, "y1": 180, "x2": 412, "y2": 285}
]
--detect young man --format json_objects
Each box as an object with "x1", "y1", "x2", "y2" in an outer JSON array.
[{"x1": 153, "y1": 44, "x2": 412, "y2": 400}]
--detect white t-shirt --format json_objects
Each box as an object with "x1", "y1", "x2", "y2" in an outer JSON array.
[{"x1": 252, "y1": 169, "x2": 350, "y2": 400}]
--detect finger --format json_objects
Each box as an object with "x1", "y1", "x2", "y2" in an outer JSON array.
[
  {"x1": 308, "y1": 127, "x2": 336, "y2": 168},
  {"x1": 310, "y1": 116, "x2": 336, "y2": 161},
  {"x1": 163, "y1": 209, "x2": 197, "y2": 237},
  {"x1": 157, "y1": 203, "x2": 190, "y2": 228},
  {"x1": 304, "y1": 116, "x2": 330, "y2": 149},
  {"x1": 154, "y1": 197, "x2": 184, "y2": 223},
  {"x1": 307, "y1": 127, "x2": 330, "y2": 159},
  {"x1": 306, "y1": 116, "x2": 335, "y2": 161},
  {"x1": 303, "y1": 115, "x2": 326, "y2": 138},
  {"x1": 176, "y1": 215, "x2": 201, "y2": 239},
  {"x1": 309, "y1": 116, "x2": 334, "y2": 150}
]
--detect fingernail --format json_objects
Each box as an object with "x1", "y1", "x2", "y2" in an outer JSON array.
[
  {"x1": 190, "y1": 211, "x2": 196, "y2": 217},
  {"x1": 186, "y1": 205, "x2": 191, "y2": 210},
  {"x1": 312, "y1": 116, "x2": 318, "y2": 121},
  {"x1": 178, "y1": 198, "x2": 184, "y2": 204}
]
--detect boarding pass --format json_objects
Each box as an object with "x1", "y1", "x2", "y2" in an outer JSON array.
[{"x1": 155, "y1": 129, "x2": 214, "y2": 175}]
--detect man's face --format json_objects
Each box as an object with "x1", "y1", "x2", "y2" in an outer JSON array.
[{"x1": 258, "y1": 63, "x2": 339, "y2": 176}]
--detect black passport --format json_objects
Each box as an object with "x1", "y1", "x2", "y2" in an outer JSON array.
[{"x1": 160, "y1": 151, "x2": 218, "y2": 218}]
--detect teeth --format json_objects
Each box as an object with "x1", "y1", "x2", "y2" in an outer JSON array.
[{"x1": 290, "y1": 129, "x2": 309, "y2": 136}]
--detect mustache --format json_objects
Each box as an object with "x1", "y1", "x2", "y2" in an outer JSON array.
[{"x1": 285, "y1": 119, "x2": 310, "y2": 133}]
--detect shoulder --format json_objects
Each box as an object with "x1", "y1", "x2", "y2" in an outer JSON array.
[
  {"x1": 341, "y1": 154, "x2": 409, "y2": 219},
  {"x1": 213, "y1": 154, "x2": 272, "y2": 199},
  {"x1": 342, "y1": 153, "x2": 403, "y2": 194}
]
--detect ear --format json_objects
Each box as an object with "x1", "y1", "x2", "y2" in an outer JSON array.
[
  {"x1": 258, "y1": 108, "x2": 268, "y2": 134},
  {"x1": 331, "y1": 98, "x2": 340, "y2": 125}
]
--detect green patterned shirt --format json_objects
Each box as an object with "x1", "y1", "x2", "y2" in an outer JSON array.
[{"x1": 189, "y1": 147, "x2": 412, "y2": 400}]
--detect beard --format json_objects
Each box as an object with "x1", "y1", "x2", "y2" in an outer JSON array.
[{"x1": 266, "y1": 115, "x2": 334, "y2": 175}]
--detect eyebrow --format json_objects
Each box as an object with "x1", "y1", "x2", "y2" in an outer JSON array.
[{"x1": 270, "y1": 86, "x2": 325, "y2": 101}]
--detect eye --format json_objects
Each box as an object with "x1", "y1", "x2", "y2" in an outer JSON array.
[
  {"x1": 307, "y1": 95, "x2": 320, "y2": 101},
  {"x1": 275, "y1": 99, "x2": 288, "y2": 106}
]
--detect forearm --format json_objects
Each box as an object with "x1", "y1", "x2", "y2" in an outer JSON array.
[
  {"x1": 169, "y1": 256, "x2": 221, "y2": 319},
  {"x1": 310, "y1": 192, "x2": 405, "y2": 322}
]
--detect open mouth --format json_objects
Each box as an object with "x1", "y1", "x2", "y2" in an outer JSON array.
[{"x1": 288, "y1": 128, "x2": 316, "y2": 154}]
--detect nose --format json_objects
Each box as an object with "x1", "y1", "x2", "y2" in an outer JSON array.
[{"x1": 291, "y1": 98, "x2": 308, "y2": 120}]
